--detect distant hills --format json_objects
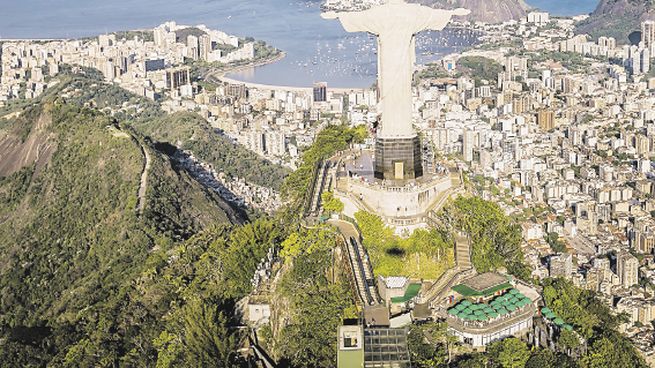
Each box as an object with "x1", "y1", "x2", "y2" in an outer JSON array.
[
  {"x1": 577, "y1": 0, "x2": 655, "y2": 43},
  {"x1": 413, "y1": 0, "x2": 531, "y2": 23},
  {"x1": 321, "y1": 0, "x2": 531, "y2": 24}
]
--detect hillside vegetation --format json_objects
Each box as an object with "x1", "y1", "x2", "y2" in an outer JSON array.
[
  {"x1": 0, "y1": 95, "x2": 250, "y2": 365},
  {"x1": 577, "y1": 0, "x2": 655, "y2": 43},
  {"x1": 131, "y1": 112, "x2": 288, "y2": 190},
  {"x1": 0, "y1": 70, "x2": 353, "y2": 367}
]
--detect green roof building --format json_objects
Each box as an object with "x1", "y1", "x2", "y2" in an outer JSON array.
[
  {"x1": 338, "y1": 325, "x2": 364, "y2": 368},
  {"x1": 451, "y1": 273, "x2": 513, "y2": 300},
  {"x1": 445, "y1": 273, "x2": 539, "y2": 348}
]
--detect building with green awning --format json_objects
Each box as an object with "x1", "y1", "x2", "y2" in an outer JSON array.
[{"x1": 444, "y1": 273, "x2": 539, "y2": 348}]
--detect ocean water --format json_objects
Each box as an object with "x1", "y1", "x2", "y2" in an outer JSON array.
[
  {"x1": 0, "y1": 0, "x2": 475, "y2": 87},
  {"x1": 0, "y1": 0, "x2": 599, "y2": 87}
]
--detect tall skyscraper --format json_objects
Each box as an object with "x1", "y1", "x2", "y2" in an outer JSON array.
[
  {"x1": 226, "y1": 83, "x2": 247, "y2": 99},
  {"x1": 313, "y1": 82, "x2": 327, "y2": 103},
  {"x1": 166, "y1": 67, "x2": 190, "y2": 89},
  {"x1": 641, "y1": 47, "x2": 651, "y2": 74},
  {"x1": 154, "y1": 27, "x2": 166, "y2": 46}
]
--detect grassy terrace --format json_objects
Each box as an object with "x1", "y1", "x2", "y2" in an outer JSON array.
[{"x1": 354, "y1": 211, "x2": 454, "y2": 280}]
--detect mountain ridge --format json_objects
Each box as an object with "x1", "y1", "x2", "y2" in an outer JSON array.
[
  {"x1": 414, "y1": 0, "x2": 531, "y2": 24},
  {"x1": 577, "y1": 0, "x2": 655, "y2": 43}
]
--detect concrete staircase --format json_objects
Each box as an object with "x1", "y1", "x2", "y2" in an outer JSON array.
[
  {"x1": 418, "y1": 266, "x2": 459, "y2": 304},
  {"x1": 428, "y1": 268, "x2": 477, "y2": 309},
  {"x1": 418, "y1": 234, "x2": 475, "y2": 309},
  {"x1": 308, "y1": 161, "x2": 330, "y2": 216},
  {"x1": 455, "y1": 233, "x2": 472, "y2": 270}
]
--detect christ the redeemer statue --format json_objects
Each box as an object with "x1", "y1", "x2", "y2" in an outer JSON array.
[{"x1": 323, "y1": 1, "x2": 469, "y2": 139}]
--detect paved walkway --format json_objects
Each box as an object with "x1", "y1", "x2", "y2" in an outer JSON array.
[{"x1": 136, "y1": 141, "x2": 151, "y2": 216}]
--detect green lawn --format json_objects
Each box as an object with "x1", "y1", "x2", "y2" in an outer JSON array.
[{"x1": 355, "y1": 211, "x2": 455, "y2": 280}]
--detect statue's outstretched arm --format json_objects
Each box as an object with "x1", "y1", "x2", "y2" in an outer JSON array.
[
  {"x1": 321, "y1": 11, "x2": 338, "y2": 20},
  {"x1": 321, "y1": 10, "x2": 377, "y2": 33}
]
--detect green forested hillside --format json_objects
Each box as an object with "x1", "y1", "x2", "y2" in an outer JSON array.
[
  {"x1": 0, "y1": 70, "x2": 354, "y2": 367},
  {"x1": 576, "y1": 0, "x2": 655, "y2": 43},
  {"x1": 130, "y1": 112, "x2": 289, "y2": 190},
  {"x1": 0, "y1": 98, "x2": 252, "y2": 366}
]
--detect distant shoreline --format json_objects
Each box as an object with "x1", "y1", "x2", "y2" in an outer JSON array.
[
  {"x1": 206, "y1": 52, "x2": 368, "y2": 93},
  {"x1": 216, "y1": 73, "x2": 367, "y2": 93},
  {"x1": 228, "y1": 51, "x2": 287, "y2": 74}
]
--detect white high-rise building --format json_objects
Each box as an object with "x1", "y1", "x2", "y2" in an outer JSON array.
[
  {"x1": 641, "y1": 47, "x2": 651, "y2": 74},
  {"x1": 187, "y1": 35, "x2": 199, "y2": 60},
  {"x1": 617, "y1": 252, "x2": 639, "y2": 288},
  {"x1": 527, "y1": 11, "x2": 549, "y2": 25},
  {"x1": 642, "y1": 20, "x2": 655, "y2": 51},
  {"x1": 199, "y1": 35, "x2": 212, "y2": 61},
  {"x1": 462, "y1": 129, "x2": 475, "y2": 162}
]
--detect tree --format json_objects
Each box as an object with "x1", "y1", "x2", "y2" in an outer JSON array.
[
  {"x1": 542, "y1": 278, "x2": 602, "y2": 339},
  {"x1": 437, "y1": 196, "x2": 529, "y2": 279},
  {"x1": 457, "y1": 56, "x2": 503, "y2": 86},
  {"x1": 557, "y1": 329, "x2": 581, "y2": 353},
  {"x1": 219, "y1": 219, "x2": 285, "y2": 299},
  {"x1": 277, "y1": 229, "x2": 354, "y2": 368},
  {"x1": 456, "y1": 353, "x2": 489, "y2": 368},
  {"x1": 546, "y1": 232, "x2": 566, "y2": 253},
  {"x1": 407, "y1": 325, "x2": 447, "y2": 368},
  {"x1": 487, "y1": 338, "x2": 530, "y2": 368},
  {"x1": 154, "y1": 299, "x2": 239, "y2": 367},
  {"x1": 280, "y1": 226, "x2": 335, "y2": 260},
  {"x1": 281, "y1": 125, "x2": 366, "y2": 207},
  {"x1": 581, "y1": 332, "x2": 648, "y2": 368},
  {"x1": 555, "y1": 354, "x2": 580, "y2": 368},
  {"x1": 542, "y1": 278, "x2": 648, "y2": 368},
  {"x1": 407, "y1": 322, "x2": 457, "y2": 368},
  {"x1": 581, "y1": 337, "x2": 615, "y2": 368},
  {"x1": 525, "y1": 349, "x2": 555, "y2": 368},
  {"x1": 321, "y1": 191, "x2": 344, "y2": 213},
  {"x1": 181, "y1": 301, "x2": 236, "y2": 367}
]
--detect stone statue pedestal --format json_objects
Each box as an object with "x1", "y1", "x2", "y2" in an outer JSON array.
[
  {"x1": 374, "y1": 135, "x2": 423, "y2": 181},
  {"x1": 335, "y1": 149, "x2": 461, "y2": 234}
]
